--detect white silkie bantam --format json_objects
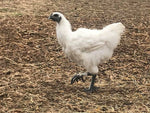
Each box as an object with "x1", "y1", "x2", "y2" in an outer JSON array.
[{"x1": 48, "y1": 12, "x2": 125, "y2": 92}]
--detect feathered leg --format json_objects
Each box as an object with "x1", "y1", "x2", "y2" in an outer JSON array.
[{"x1": 71, "y1": 72, "x2": 87, "y2": 84}]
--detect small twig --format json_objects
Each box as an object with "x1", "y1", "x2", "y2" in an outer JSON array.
[
  {"x1": 0, "y1": 56, "x2": 37, "y2": 67},
  {"x1": 116, "y1": 63, "x2": 132, "y2": 69}
]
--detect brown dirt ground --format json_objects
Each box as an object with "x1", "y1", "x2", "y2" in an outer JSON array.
[{"x1": 0, "y1": 0, "x2": 150, "y2": 112}]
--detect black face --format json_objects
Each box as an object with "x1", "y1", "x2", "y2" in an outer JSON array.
[{"x1": 49, "y1": 13, "x2": 61, "y2": 23}]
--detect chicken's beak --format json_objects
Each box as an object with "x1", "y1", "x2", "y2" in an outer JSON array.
[{"x1": 48, "y1": 15, "x2": 53, "y2": 20}]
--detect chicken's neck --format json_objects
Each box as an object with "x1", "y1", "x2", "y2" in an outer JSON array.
[{"x1": 56, "y1": 18, "x2": 72, "y2": 48}]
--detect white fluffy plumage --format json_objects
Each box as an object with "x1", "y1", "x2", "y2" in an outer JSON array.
[{"x1": 50, "y1": 12, "x2": 125, "y2": 74}]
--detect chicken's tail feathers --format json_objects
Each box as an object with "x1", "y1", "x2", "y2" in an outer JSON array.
[
  {"x1": 103, "y1": 22, "x2": 125, "y2": 35},
  {"x1": 102, "y1": 22, "x2": 125, "y2": 49},
  {"x1": 114, "y1": 22, "x2": 125, "y2": 35}
]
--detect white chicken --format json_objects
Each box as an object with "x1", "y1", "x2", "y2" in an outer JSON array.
[{"x1": 48, "y1": 12, "x2": 125, "y2": 92}]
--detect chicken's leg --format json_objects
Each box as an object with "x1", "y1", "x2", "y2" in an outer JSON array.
[
  {"x1": 71, "y1": 73, "x2": 86, "y2": 84},
  {"x1": 71, "y1": 72, "x2": 97, "y2": 93},
  {"x1": 85, "y1": 73, "x2": 97, "y2": 93}
]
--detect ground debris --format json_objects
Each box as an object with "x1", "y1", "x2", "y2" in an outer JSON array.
[{"x1": 0, "y1": 0, "x2": 150, "y2": 112}]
